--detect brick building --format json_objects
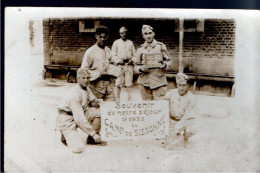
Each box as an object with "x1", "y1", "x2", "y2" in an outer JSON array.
[{"x1": 43, "y1": 18, "x2": 236, "y2": 96}]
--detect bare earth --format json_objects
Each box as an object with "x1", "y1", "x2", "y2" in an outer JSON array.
[{"x1": 4, "y1": 56, "x2": 260, "y2": 172}]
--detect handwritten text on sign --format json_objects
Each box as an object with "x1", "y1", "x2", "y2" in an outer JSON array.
[
  {"x1": 144, "y1": 53, "x2": 163, "y2": 69},
  {"x1": 100, "y1": 101, "x2": 169, "y2": 140}
]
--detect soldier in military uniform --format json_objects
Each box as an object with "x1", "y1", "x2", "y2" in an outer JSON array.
[
  {"x1": 111, "y1": 26, "x2": 136, "y2": 101},
  {"x1": 81, "y1": 25, "x2": 116, "y2": 101},
  {"x1": 56, "y1": 68, "x2": 105, "y2": 153},
  {"x1": 163, "y1": 73, "x2": 197, "y2": 147},
  {"x1": 134, "y1": 25, "x2": 172, "y2": 100}
]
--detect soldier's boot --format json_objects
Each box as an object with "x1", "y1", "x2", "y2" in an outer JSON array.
[
  {"x1": 60, "y1": 133, "x2": 67, "y2": 145},
  {"x1": 87, "y1": 135, "x2": 107, "y2": 146},
  {"x1": 114, "y1": 87, "x2": 121, "y2": 101}
]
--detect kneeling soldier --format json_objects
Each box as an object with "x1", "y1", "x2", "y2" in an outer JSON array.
[
  {"x1": 163, "y1": 73, "x2": 197, "y2": 148},
  {"x1": 56, "y1": 68, "x2": 105, "y2": 153}
]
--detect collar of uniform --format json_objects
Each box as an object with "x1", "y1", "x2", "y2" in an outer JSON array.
[{"x1": 144, "y1": 39, "x2": 157, "y2": 48}]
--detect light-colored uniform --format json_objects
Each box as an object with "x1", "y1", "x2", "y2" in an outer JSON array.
[
  {"x1": 135, "y1": 39, "x2": 172, "y2": 100},
  {"x1": 56, "y1": 84, "x2": 100, "y2": 153},
  {"x1": 81, "y1": 44, "x2": 115, "y2": 101},
  {"x1": 163, "y1": 89, "x2": 197, "y2": 139},
  {"x1": 111, "y1": 38, "x2": 136, "y2": 87}
]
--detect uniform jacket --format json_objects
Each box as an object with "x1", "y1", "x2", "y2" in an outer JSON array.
[
  {"x1": 163, "y1": 89, "x2": 197, "y2": 120},
  {"x1": 135, "y1": 39, "x2": 172, "y2": 89},
  {"x1": 56, "y1": 85, "x2": 97, "y2": 136},
  {"x1": 81, "y1": 44, "x2": 111, "y2": 74},
  {"x1": 111, "y1": 38, "x2": 136, "y2": 64}
]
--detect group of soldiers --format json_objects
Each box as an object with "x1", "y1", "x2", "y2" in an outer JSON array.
[{"x1": 56, "y1": 25, "x2": 197, "y2": 153}]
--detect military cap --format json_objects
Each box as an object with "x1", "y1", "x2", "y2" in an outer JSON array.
[
  {"x1": 176, "y1": 73, "x2": 189, "y2": 84},
  {"x1": 95, "y1": 25, "x2": 109, "y2": 35},
  {"x1": 77, "y1": 68, "x2": 90, "y2": 78},
  {"x1": 141, "y1": 25, "x2": 153, "y2": 34},
  {"x1": 119, "y1": 26, "x2": 127, "y2": 33}
]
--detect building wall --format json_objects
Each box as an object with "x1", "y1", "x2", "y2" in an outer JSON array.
[{"x1": 43, "y1": 18, "x2": 235, "y2": 76}]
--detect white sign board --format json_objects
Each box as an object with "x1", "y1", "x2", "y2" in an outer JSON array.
[{"x1": 100, "y1": 100, "x2": 169, "y2": 140}]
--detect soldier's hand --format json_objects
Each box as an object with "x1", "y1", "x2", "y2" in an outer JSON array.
[
  {"x1": 126, "y1": 59, "x2": 133, "y2": 65},
  {"x1": 93, "y1": 134, "x2": 101, "y2": 143},
  {"x1": 89, "y1": 70, "x2": 101, "y2": 81},
  {"x1": 97, "y1": 99, "x2": 104, "y2": 104},
  {"x1": 158, "y1": 60, "x2": 167, "y2": 68},
  {"x1": 140, "y1": 65, "x2": 148, "y2": 73},
  {"x1": 89, "y1": 99, "x2": 101, "y2": 108},
  {"x1": 114, "y1": 58, "x2": 123, "y2": 65},
  {"x1": 123, "y1": 59, "x2": 129, "y2": 64}
]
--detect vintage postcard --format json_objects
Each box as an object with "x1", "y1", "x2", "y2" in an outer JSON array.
[{"x1": 4, "y1": 8, "x2": 260, "y2": 172}]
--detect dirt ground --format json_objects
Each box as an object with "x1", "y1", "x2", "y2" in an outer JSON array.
[{"x1": 4, "y1": 55, "x2": 260, "y2": 172}]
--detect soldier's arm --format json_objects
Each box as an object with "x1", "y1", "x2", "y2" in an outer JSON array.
[
  {"x1": 161, "y1": 44, "x2": 172, "y2": 68},
  {"x1": 175, "y1": 95, "x2": 197, "y2": 133},
  {"x1": 70, "y1": 100, "x2": 96, "y2": 137},
  {"x1": 127, "y1": 42, "x2": 136, "y2": 65},
  {"x1": 81, "y1": 50, "x2": 93, "y2": 69},
  {"x1": 87, "y1": 87, "x2": 103, "y2": 108},
  {"x1": 134, "y1": 47, "x2": 148, "y2": 73},
  {"x1": 162, "y1": 90, "x2": 172, "y2": 101},
  {"x1": 184, "y1": 95, "x2": 197, "y2": 119},
  {"x1": 111, "y1": 41, "x2": 118, "y2": 64},
  {"x1": 130, "y1": 42, "x2": 136, "y2": 59}
]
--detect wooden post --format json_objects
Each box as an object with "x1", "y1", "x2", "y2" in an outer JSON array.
[{"x1": 179, "y1": 18, "x2": 184, "y2": 73}]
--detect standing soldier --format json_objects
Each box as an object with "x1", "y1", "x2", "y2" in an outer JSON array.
[
  {"x1": 111, "y1": 27, "x2": 136, "y2": 101},
  {"x1": 81, "y1": 25, "x2": 116, "y2": 101},
  {"x1": 134, "y1": 25, "x2": 172, "y2": 100}
]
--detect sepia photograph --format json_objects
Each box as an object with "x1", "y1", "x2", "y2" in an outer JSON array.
[{"x1": 4, "y1": 7, "x2": 260, "y2": 172}]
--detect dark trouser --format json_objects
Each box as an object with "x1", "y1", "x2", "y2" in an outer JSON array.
[{"x1": 89, "y1": 76, "x2": 116, "y2": 102}]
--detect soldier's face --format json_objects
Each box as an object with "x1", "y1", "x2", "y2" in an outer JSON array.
[
  {"x1": 143, "y1": 30, "x2": 155, "y2": 43},
  {"x1": 120, "y1": 32, "x2": 127, "y2": 40},
  {"x1": 78, "y1": 76, "x2": 90, "y2": 88},
  {"x1": 96, "y1": 33, "x2": 108, "y2": 47},
  {"x1": 177, "y1": 82, "x2": 189, "y2": 96}
]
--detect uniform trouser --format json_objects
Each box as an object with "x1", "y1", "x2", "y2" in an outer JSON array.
[
  {"x1": 168, "y1": 117, "x2": 195, "y2": 141},
  {"x1": 57, "y1": 107, "x2": 101, "y2": 153},
  {"x1": 89, "y1": 78, "x2": 116, "y2": 102},
  {"x1": 114, "y1": 65, "x2": 134, "y2": 101},
  {"x1": 115, "y1": 65, "x2": 134, "y2": 87},
  {"x1": 138, "y1": 85, "x2": 167, "y2": 100}
]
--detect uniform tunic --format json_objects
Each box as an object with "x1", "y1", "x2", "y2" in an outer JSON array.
[
  {"x1": 81, "y1": 44, "x2": 115, "y2": 101},
  {"x1": 135, "y1": 39, "x2": 172, "y2": 89},
  {"x1": 81, "y1": 44, "x2": 110, "y2": 74},
  {"x1": 163, "y1": 89, "x2": 197, "y2": 134},
  {"x1": 111, "y1": 38, "x2": 136, "y2": 87},
  {"x1": 111, "y1": 38, "x2": 136, "y2": 64},
  {"x1": 56, "y1": 85, "x2": 97, "y2": 137},
  {"x1": 163, "y1": 89, "x2": 196, "y2": 120}
]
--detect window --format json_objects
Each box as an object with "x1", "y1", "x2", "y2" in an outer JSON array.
[
  {"x1": 79, "y1": 20, "x2": 100, "y2": 32},
  {"x1": 175, "y1": 19, "x2": 204, "y2": 32}
]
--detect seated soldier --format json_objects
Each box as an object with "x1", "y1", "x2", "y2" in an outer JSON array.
[
  {"x1": 163, "y1": 73, "x2": 197, "y2": 147},
  {"x1": 56, "y1": 68, "x2": 105, "y2": 153}
]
